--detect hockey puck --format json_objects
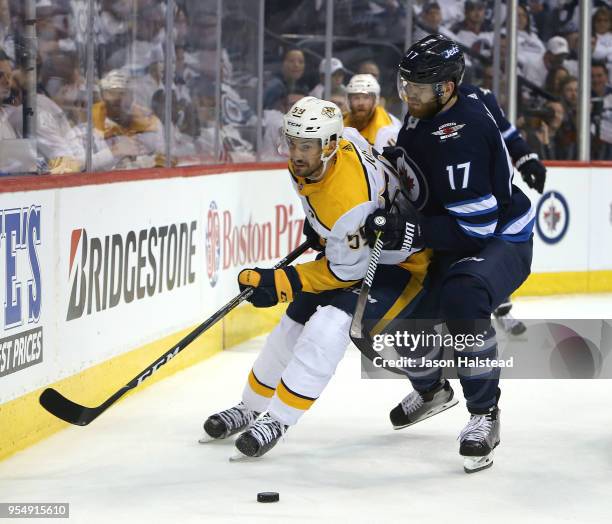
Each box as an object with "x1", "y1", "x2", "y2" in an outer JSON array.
[{"x1": 257, "y1": 492, "x2": 279, "y2": 503}]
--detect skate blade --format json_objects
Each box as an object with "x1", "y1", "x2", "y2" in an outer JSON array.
[
  {"x1": 229, "y1": 450, "x2": 259, "y2": 462},
  {"x1": 198, "y1": 434, "x2": 217, "y2": 444},
  {"x1": 393, "y1": 399, "x2": 459, "y2": 430},
  {"x1": 463, "y1": 452, "x2": 494, "y2": 474}
]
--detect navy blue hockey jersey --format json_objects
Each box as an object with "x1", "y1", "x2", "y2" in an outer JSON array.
[
  {"x1": 459, "y1": 84, "x2": 532, "y2": 163},
  {"x1": 396, "y1": 91, "x2": 534, "y2": 252}
]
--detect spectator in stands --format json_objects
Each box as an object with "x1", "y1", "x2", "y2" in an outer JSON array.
[
  {"x1": 150, "y1": 89, "x2": 196, "y2": 159},
  {"x1": 0, "y1": 47, "x2": 16, "y2": 140},
  {"x1": 559, "y1": 23, "x2": 600, "y2": 82},
  {"x1": 517, "y1": 3, "x2": 546, "y2": 62},
  {"x1": 174, "y1": 5, "x2": 189, "y2": 45},
  {"x1": 7, "y1": 49, "x2": 95, "y2": 174},
  {"x1": 328, "y1": 86, "x2": 349, "y2": 115},
  {"x1": 131, "y1": 46, "x2": 165, "y2": 109},
  {"x1": 413, "y1": 1, "x2": 456, "y2": 42},
  {"x1": 93, "y1": 69, "x2": 165, "y2": 168},
  {"x1": 545, "y1": 100, "x2": 566, "y2": 160},
  {"x1": 544, "y1": 65, "x2": 569, "y2": 98},
  {"x1": 431, "y1": 0, "x2": 465, "y2": 29},
  {"x1": 264, "y1": 48, "x2": 310, "y2": 111},
  {"x1": 451, "y1": 1, "x2": 493, "y2": 48},
  {"x1": 560, "y1": 75, "x2": 578, "y2": 111},
  {"x1": 104, "y1": 3, "x2": 165, "y2": 75},
  {"x1": 35, "y1": 0, "x2": 76, "y2": 62},
  {"x1": 556, "y1": 75, "x2": 578, "y2": 160},
  {"x1": 523, "y1": 100, "x2": 565, "y2": 160},
  {"x1": 592, "y1": 61, "x2": 612, "y2": 99},
  {"x1": 358, "y1": 60, "x2": 380, "y2": 81},
  {"x1": 40, "y1": 51, "x2": 88, "y2": 125},
  {"x1": 593, "y1": 6, "x2": 612, "y2": 64},
  {"x1": 310, "y1": 57, "x2": 346, "y2": 99},
  {"x1": 191, "y1": 76, "x2": 254, "y2": 163},
  {"x1": 261, "y1": 87, "x2": 308, "y2": 161},
  {"x1": 479, "y1": 65, "x2": 507, "y2": 108},
  {"x1": 357, "y1": 59, "x2": 392, "y2": 108},
  {"x1": 528, "y1": 0, "x2": 558, "y2": 42},
  {"x1": 0, "y1": 0, "x2": 15, "y2": 61},
  {"x1": 591, "y1": 61, "x2": 612, "y2": 159},
  {"x1": 522, "y1": 35, "x2": 570, "y2": 88},
  {"x1": 98, "y1": 0, "x2": 131, "y2": 50}
]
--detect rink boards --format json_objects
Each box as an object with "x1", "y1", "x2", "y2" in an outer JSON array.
[{"x1": 0, "y1": 162, "x2": 611, "y2": 460}]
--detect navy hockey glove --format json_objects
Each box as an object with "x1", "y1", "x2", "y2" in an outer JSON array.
[
  {"x1": 364, "y1": 208, "x2": 423, "y2": 251},
  {"x1": 380, "y1": 146, "x2": 403, "y2": 168},
  {"x1": 238, "y1": 267, "x2": 302, "y2": 308},
  {"x1": 516, "y1": 154, "x2": 546, "y2": 194},
  {"x1": 302, "y1": 220, "x2": 325, "y2": 252}
]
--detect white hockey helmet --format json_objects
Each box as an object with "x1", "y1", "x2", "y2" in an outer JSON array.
[
  {"x1": 346, "y1": 74, "x2": 380, "y2": 103},
  {"x1": 283, "y1": 96, "x2": 344, "y2": 166}
]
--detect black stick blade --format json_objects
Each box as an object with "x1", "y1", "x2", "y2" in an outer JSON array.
[{"x1": 39, "y1": 388, "x2": 100, "y2": 426}]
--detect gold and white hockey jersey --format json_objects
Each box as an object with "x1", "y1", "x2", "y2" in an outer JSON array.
[
  {"x1": 291, "y1": 127, "x2": 429, "y2": 294},
  {"x1": 343, "y1": 105, "x2": 402, "y2": 151}
]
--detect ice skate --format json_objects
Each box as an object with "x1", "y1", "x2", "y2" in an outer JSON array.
[
  {"x1": 389, "y1": 380, "x2": 458, "y2": 430},
  {"x1": 493, "y1": 303, "x2": 526, "y2": 336},
  {"x1": 459, "y1": 406, "x2": 500, "y2": 473},
  {"x1": 231, "y1": 413, "x2": 287, "y2": 459},
  {"x1": 199, "y1": 402, "x2": 258, "y2": 443}
]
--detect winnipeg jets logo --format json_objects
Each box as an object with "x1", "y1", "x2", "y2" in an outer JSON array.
[
  {"x1": 394, "y1": 148, "x2": 429, "y2": 211},
  {"x1": 536, "y1": 191, "x2": 569, "y2": 245},
  {"x1": 442, "y1": 45, "x2": 459, "y2": 59},
  {"x1": 432, "y1": 122, "x2": 465, "y2": 141}
]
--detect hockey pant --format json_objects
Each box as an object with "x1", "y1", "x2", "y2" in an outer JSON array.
[
  {"x1": 400, "y1": 237, "x2": 533, "y2": 413},
  {"x1": 242, "y1": 305, "x2": 351, "y2": 426}
]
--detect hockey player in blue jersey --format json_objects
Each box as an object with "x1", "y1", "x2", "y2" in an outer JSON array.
[
  {"x1": 364, "y1": 34, "x2": 534, "y2": 472},
  {"x1": 458, "y1": 83, "x2": 546, "y2": 335}
]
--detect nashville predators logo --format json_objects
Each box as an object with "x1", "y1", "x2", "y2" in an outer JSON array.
[{"x1": 321, "y1": 106, "x2": 336, "y2": 118}]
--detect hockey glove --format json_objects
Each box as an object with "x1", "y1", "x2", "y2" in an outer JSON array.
[
  {"x1": 238, "y1": 267, "x2": 302, "y2": 308},
  {"x1": 364, "y1": 208, "x2": 423, "y2": 251},
  {"x1": 302, "y1": 219, "x2": 325, "y2": 252},
  {"x1": 516, "y1": 154, "x2": 546, "y2": 194},
  {"x1": 380, "y1": 146, "x2": 403, "y2": 168}
]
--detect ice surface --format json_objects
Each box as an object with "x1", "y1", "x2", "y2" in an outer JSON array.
[{"x1": 1, "y1": 295, "x2": 611, "y2": 523}]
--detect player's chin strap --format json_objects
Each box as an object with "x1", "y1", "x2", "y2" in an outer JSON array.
[
  {"x1": 434, "y1": 79, "x2": 460, "y2": 114},
  {"x1": 319, "y1": 135, "x2": 340, "y2": 175},
  {"x1": 433, "y1": 82, "x2": 446, "y2": 113}
]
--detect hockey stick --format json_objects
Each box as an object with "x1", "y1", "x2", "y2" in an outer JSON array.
[
  {"x1": 40, "y1": 240, "x2": 311, "y2": 426},
  {"x1": 349, "y1": 225, "x2": 385, "y2": 340}
]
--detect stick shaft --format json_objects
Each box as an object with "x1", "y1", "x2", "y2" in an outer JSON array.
[
  {"x1": 40, "y1": 241, "x2": 310, "y2": 425},
  {"x1": 350, "y1": 233, "x2": 384, "y2": 339}
]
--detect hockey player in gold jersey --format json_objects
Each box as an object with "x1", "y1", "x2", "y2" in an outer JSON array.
[
  {"x1": 199, "y1": 97, "x2": 432, "y2": 459},
  {"x1": 344, "y1": 74, "x2": 402, "y2": 151}
]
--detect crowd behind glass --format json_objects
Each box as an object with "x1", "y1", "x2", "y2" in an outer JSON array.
[{"x1": 1, "y1": 0, "x2": 611, "y2": 175}]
